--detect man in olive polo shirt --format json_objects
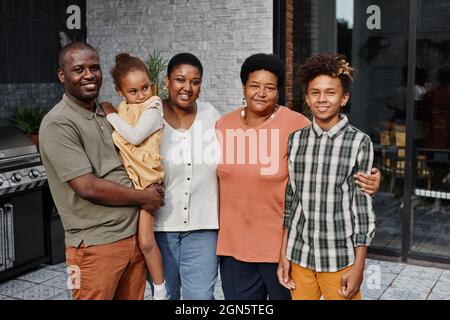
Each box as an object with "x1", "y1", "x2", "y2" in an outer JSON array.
[{"x1": 39, "y1": 42, "x2": 164, "y2": 300}]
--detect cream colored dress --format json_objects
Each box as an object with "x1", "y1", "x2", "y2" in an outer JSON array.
[{"x1": 111, "y1": 96, "x2": 164, "y2": 189}]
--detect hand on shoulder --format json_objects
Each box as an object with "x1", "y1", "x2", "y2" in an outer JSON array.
[{"x1": 100, "y1": 101, "x2": 117, "y2": 115}]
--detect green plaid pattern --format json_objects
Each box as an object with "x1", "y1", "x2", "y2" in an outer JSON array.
[{"x1": 284, "y1": 115, "x2": 375, "y2": 272}]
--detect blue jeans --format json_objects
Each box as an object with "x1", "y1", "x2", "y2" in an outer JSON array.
[{"x1": 150, "y1": 230, "x2": 219, "y2": 300}]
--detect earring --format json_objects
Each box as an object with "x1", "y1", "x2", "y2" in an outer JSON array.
[{"x1": 241, "y1": 98, "x2": 246, "y2": 117}]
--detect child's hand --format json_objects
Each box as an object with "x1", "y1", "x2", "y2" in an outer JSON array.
[
  {"x1": 338, "y1": 265, "x2": 364, "y2": 299},
  {"x1": 100, "y1": 101, "x2": 117, "y2": 115},
  {"x1": 277, "y1": 256, "x2": 296, "y2": 290},
  {"x1": 354, "y1": 167, "x2": 381, "y2": 196}
]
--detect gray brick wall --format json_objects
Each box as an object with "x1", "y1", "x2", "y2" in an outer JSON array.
[
  {"x1": 0, "y1": 83, "x2": 63, "y2": 121},
  {"x1": 86, "y1": 0, "x2": 273, "y2": 114}
]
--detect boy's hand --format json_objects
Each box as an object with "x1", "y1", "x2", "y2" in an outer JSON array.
[
  {"x1": 354, "y1": 167, "x2": 381, "y2": 196},
  {"x1": 100, "y1": 101, "x2": 117, "y2": 115},
  {"x1": 338, "y1": 264, "x2": 364, "y2": 299},
  {"x1": 277, "y1": 256, "x2": 296, "y2": 290}
]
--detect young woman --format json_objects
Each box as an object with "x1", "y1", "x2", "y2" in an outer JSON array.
[{"x1": 151, "y1": 53, "x2": 221, "y2": 300}]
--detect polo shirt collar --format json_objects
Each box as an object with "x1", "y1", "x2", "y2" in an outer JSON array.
[
  {"x1": 62, "y1": 94, "x2": 104, "y2": 119},
  {"x1": 312, "y1": 114, "x2": 349, "y2": 139}
]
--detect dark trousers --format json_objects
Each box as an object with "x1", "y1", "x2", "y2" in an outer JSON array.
[{"x1": 220, "y1": 256, "x2": 291, "y2": 300}]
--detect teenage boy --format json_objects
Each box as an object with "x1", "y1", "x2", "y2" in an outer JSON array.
[{"x1": 277, "y1": 53, "x2": 375, "y2": 300}]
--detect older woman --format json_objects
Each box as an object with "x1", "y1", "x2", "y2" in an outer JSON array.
[
  {"x1": 216, "y1": 53, "x2": 380, "y2": 300},
  {"x1": 151, "y1": 53, "x2": 221, "y2": 300}
]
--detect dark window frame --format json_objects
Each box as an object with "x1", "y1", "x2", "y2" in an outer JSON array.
[{"x1": 275, "y1": 0, "x2": 450, "y2": 266}]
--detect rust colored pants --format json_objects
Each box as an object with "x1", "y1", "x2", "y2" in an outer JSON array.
[
  {"x1": 290, "y1": 263, "x2": 362, "y2": 300},
  {"x1": 65, "y1": 235, "x2": 146, "y2": 300}
]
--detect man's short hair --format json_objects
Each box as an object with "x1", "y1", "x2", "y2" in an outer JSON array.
[{"x1": 58, "y1": 42, "x2": 98, "y2": 68}]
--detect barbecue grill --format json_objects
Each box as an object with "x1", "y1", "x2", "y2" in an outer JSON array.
[{"x1": 0, "y1": 125, "x2": 49, "y2": 278}]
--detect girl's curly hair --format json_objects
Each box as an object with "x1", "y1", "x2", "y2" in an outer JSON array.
[
  {"x1": 111, "y1": 52, "x2": 150, "y2": 89},
  {"x1": 299, "y1": 53, "x2": 355, "y2": 93}
]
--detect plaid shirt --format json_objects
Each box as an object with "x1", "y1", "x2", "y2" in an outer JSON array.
[{"x1": 283, "y1": 115, "x2": 375, "y2": 272}]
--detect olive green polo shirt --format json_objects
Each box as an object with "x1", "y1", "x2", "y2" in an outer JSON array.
[{"x1": 39, "y1": 94, "x2": 139, "y2": 247}]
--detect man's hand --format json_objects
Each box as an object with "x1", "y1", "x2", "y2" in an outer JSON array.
[
  {"x1": 277, "y1": 255, "x2": 296, "y2": 290},
  {"x1": 153, "y1": 184, "x2": 165, "y2": 199},
  {"x1": 100, "y1": 101, "x2": 117, "y2": 115},
  {"x1": 354, "y1": 167, "x2": 381, "y2": 196},
  {"x1": 68, "y1": 173, "x2": 164, "y2": 214},
  {"x1": 338, "y1": 264, "x2": 364, "y2": 299},
  {"x1": 140, "y1": 184, "x2": 165, "y2": 216}
]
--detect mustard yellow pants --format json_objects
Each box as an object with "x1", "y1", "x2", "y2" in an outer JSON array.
[{"x1": 290, "y1": 263, "x2": 362, "y2": 300}]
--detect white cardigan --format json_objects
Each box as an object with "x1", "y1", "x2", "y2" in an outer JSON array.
[{"x1": 154, "y1": 101, "x2": 221, "y2": 232}]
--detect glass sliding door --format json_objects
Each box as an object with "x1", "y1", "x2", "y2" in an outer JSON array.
[
  {"x1": 410, "y1": 0, "x2": 450, "y2": 259},
  {"x1": 290, "y1": 0, "x2": 450, "y2": 262},
  {"x1": 292, "y1": 0, "x2": 411, "y2": 253},
  {"x1": 339, "y1": 0, "x2": 411, "y2": 252}
]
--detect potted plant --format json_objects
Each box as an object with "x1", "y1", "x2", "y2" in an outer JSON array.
[
  {"x1": 146, "y1": 50, "x2": 168, "y2": 99},
  {"x1": 10, "y1": 105, "x2": 48, "y2": 146}
]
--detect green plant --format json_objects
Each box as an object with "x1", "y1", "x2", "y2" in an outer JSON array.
[
  {"x1": 146, "y1": 50, "x2": 168, "y2": 99},
  {"x1": 10, "y1": 105, "x2": 48, "y2": 135}
]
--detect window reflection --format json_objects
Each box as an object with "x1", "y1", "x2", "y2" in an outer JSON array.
[
  {"x1": 344, "y1": 0, "x2": 411, "y2": 251},
  {"x1": 410, "y1": 0, "x2": 450, "y2": 257},
  {"x1": 293, "y1": 0, "x2": 450, "y2": 258}
]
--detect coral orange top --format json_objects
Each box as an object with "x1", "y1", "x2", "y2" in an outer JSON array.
[{"x1": 216, "y1": 106, "x2": 310, "y2": 263}]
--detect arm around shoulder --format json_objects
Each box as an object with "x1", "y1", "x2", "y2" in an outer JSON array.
[{"x1": 352, "y1": 134, "x2": 376, "y2": 247}]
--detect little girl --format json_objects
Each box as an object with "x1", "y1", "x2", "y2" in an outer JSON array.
[{"x1": 101, "y1": 53, "x2": 168, "y2": 300}]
